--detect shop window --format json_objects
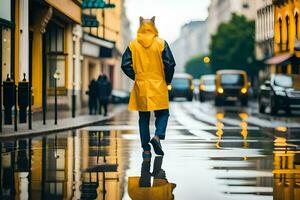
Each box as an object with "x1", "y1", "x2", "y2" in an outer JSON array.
[
  {"x1": 45, "y1": 23, "x2": 66, "y2": 89},
  {"x1": 1, "y1": 27, "x2": 11, "y2": 81}
]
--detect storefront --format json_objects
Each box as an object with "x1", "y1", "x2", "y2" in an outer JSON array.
[
  {"x1": 28, "y1": 0, "x2": 82, "y2": 110},
  {"x1": 45, "y1": 21, "x2": 67, "y2": 95},
  {"x1": 81, "y1": 33, "x2": 115, "y2": 106}
]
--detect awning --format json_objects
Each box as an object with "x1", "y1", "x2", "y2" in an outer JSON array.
[
  {"x1": 82, "y1": 33, "x2": 115, "y2": 58},
  {"x1": 83, "y1": 33, "x2": 115, "y2": 49},
  {"x1": 265, "y1": 53, "x2": 293, "y2": 65}
]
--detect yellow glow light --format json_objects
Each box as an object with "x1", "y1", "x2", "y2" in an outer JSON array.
[
  {"x1": 203, "y1": 56, "x2": 210, "y2": 64},
  {"x1": 190, "y1": 85, "x2": 195, "y2": 90},
  {"x1": 241, "y1": 88, "x2": 247, "y2": 94},
  {"x1": 217, "y1": 87, "x2": 224, "y2": 94},
  {"x1": 167, "y1": 85, "x2": 172, "y2": 91},
  {"x1": 200, "y1": 84, "x2": 205, "y2": 91}
]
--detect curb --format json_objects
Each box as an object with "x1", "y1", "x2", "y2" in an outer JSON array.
[{"x1": 0, "y1": 106, "x2": 127, "y2": 140}]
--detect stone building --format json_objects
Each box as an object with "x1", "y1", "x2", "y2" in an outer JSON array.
[{"x1": 171, "y1": 20, "x2": 209, "y2": 72}]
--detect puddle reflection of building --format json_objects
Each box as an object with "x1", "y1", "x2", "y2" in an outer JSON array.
[
  {"x1": 0, "y1": 139, "x2": 32, "y2": 199},
  {"x1": 0, "y1": 129, "x2": 125, "y2": 200},
  {"x1": 128, "y1": 156, "x2": 176, "y2": 200},
  {"x1": 80, "y1": 130, "x2": 122, "y2": 200},
  {"x1": 273, "y1": 132, "x2": 300, "y2": 200}
]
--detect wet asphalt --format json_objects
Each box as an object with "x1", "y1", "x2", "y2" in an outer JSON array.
[{"x1": 1, "y1": 101, "x2": 300, "y2": 200}]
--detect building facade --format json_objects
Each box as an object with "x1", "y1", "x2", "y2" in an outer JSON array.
[
  {"x1": 267, "y1": 0, "x2": 300, "y2": 75},
  {"x1": 0, "y1": 0, "x2": 130, "y2": 125},
  {"x1": 208, "y1": 0, "x2": 257, "y2": 37},
  {"x1": 171, "y1": 20, "x2": 209, "y2": 72},
  {"x1": 81, "y1": 0, "x2": 131, "y2": 107},
  {"x1": 255, "y1": 0, "x2": 275, "y2": 61}
]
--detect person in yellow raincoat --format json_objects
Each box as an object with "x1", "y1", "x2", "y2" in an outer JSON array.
[
  {"x1": 128, "y1": 156, "x2": 176, "y2": 200},
  {"x1": 121, "y1": 17, "x2": 176, "y2": 159}
]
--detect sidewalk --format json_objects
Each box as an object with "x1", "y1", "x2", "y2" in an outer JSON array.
[{"x1": 0, "y1": 105, "x2": 127, "y2": 140}]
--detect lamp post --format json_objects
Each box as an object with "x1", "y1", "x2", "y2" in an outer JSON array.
[
  {"x1": 53, "y1": 71, "x2": 60, "y2": 125},
  {"x1": 203, "y1": 56, "x2": 211, "y2": 64},
  {"x1": 72, "y1": 82, "x2": 76, "y2": 118}
]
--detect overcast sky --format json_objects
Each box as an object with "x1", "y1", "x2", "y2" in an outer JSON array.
[{"x1": 125, "y1": 0, "x2": 210, "y2": 43}]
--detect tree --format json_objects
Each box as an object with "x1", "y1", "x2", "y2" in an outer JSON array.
[
  {"x1": 209, "y1": 13, "x2": 257, "y2": 76},
  {"x1": 185, "y1": 54, "x2": 213, "y2": 78}
]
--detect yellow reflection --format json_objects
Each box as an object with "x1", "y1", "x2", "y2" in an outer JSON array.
[
  {"x1": 215, "y1": 122, "x2": 224, "y2": 149},
  {"x1": 239, "y1": 112, "x2": 248, "y2": 121},
  {"x1": 273, "y1": 137, "x2": 300, "y2": 200},
  {"x1": 274, "y1": 137, "x2": 288, "y2": 147},
  {"x1": 216, "y1": 112, "x2": 224, "y2": 120},
  {"x1": 128, "y1": 157, "x2": 176, "y2": 200},
  {"x1": 239, "y1": 113, "x2": 249, "y2": 148},
  {"x1": 275, "y1": 126, "x2": 288, "y2": 133}
]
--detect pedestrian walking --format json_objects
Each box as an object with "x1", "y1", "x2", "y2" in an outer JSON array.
[
  {"x1": 97, "y1": 74, "x2": 112, "y2": 116},
  {"x1": 121, "y1": 16, "x2": 176, "y2": 159},
  {"x1": 86, "y1": 79, "x2": 98, "y2": 115}
]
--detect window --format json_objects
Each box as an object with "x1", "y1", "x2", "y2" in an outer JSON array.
[
  {"x1": 45, "y1": 22, "x2": 66, "y2": 88},
  {"x1": 279, "y1": 17, "x2": 283, "y2": 51},
  {"x1": 286, "y1": 15, "x2": 289, "y2": 50},
  {"x1": 1, "y1": 27, "x2": 11, "y2": 81},
  {"x1": 295, "y1": 12, "x2": 299, "y2": 37}
]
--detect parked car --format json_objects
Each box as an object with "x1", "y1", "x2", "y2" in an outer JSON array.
[
  {"x1": 111, "y1": 90, "x2": 130, "y2": 104},
  {"x1": 169, "y1": 73, "x2": 194, "y2": 101},
  {"x1": 199, "y1": 75, "x2": 216, "y2": 102},
  {"x1": 215, "y1": 70, "x2": 249, "y2": 106},
  {"x1": 259, "y1": 74, "x2": 300, "y2": 114}
]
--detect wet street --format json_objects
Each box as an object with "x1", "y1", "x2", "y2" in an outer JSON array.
[{"x1": 1, "y1": 101, "x2": 300, "y2": 200}]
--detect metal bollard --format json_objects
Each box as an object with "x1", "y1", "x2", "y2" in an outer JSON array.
[
  {"x1": 18, "y1": 74, "x2": 29, "y2": 123},
  {"x1": 3, "y1": 75, "x2": 15, "y2": 124}
]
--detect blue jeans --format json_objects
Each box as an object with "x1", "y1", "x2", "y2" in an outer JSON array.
[{"x1": 138, "y1": 109, "x2": 169, "y2": 151}]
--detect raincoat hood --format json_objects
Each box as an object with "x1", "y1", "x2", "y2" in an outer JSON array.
[{"x1": 137, "y1": 22, "x2": 159, "y2": 48}]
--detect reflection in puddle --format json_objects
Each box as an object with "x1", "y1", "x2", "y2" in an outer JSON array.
[
  {"x1": 0, "y1": 130, "x2": 124, "y2": 200},
  {"x1": 128, "y1": 156, "x2": 176, "y2": 200},
  {"x1": 240, "y1": 113, "x2": 249, "y2": 149},
  {"x1": 215, "y1": 112, "x2": 224, "y2": 149},
  {"x1": 1, "y1": 109, "x2": 300, "y2": 199},
  {"x1": 273, "y1": 136, "x2": 300, "y2": 200}
]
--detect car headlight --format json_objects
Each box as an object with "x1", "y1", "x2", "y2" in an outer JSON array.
[
  {"x1": 217, "y1": 87, "x2": 224, "y2": 94},
  {"x1": 241, "y1": 88, "x2": 247, "y2": 94},
  {"x1": 200, "y1": 84, "x2": 205, "y2": 91},
  {"x1": 274, "y1": 90, "x2": 286, "y2": 96},
  {"x1": 167, "y1": 85, "x2": 172, "y2": 91}
]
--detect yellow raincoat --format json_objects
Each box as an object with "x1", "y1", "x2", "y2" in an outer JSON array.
[
  {"x1": 128, "y1": 177, "x2": 176, "y2": 200},
  {"x1": 128, "y1": 21, "x2": 169, "y2": 111}
]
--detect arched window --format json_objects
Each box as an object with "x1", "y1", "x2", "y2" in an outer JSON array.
[
  {"x1": 286, "y1": 15, "x2": 290, "y2": 50},
  {"x1": 279, "y1": 17, "x2": 283, "y2": 51},
  {"x1": 295, "y1": 12, "x2": 299, "y2": 37}
]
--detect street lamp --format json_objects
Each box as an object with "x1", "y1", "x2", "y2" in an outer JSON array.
[
  {"x1": 203, "y1": 56, "x2": 211, "y2": 64},
  {"x1": 53, "y1": 71, "x2": 60, "y2": 125},
  {"x1": 72, "y1": 82, "x2": 76, "y2": 118}
]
